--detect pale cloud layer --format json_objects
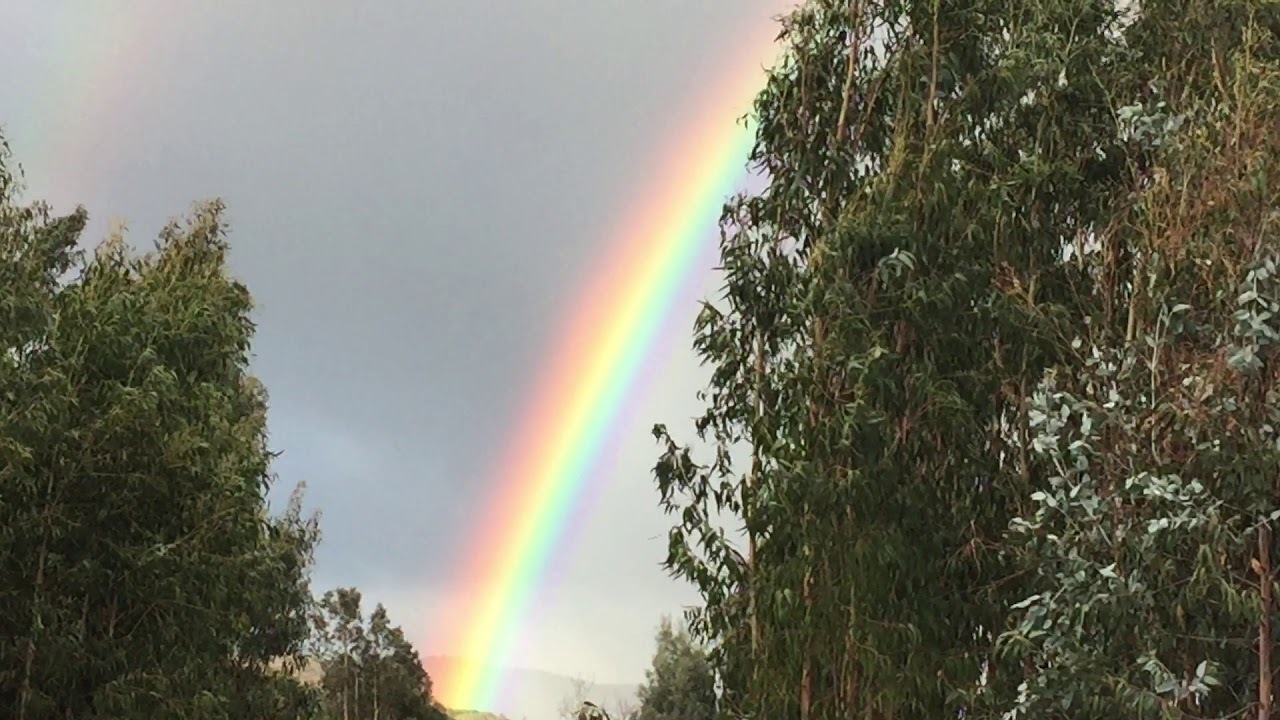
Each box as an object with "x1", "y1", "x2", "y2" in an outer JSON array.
[{"x1": 0, "y1": 0, "x2": 795, "y2": 692}]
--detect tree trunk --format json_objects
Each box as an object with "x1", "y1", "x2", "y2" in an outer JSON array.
[
  {"x1": 799, "y1": 247, "x2": 829, "y2": 720},
  {"x1": 17, "y1": 539, "x2": 49, "y2": 720},
  {"x1": 748, "y1": 329, "x2": 764, "y2": 667},
  {"x1": 800, "y1": 564, "x2": 813, "y2": 720},
  {"x1": 342, "y1": 649, "x2": 350, "y2": 720},
  {"x1": 1260, "y1": 525, "x2": 1273, "y2": 720},
  {"x1": 17, "y1": 474, "x2": 58, "y2": 720}
]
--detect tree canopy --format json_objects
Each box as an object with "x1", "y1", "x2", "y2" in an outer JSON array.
[
  {"x1": 655, "y1": 1, "x2": 1280, "y2": 718},
  {"x1": 633, "y1": 616, "x2": 716, "y2": 720},
  {"x1": 0, "y1": 139, "x2": 448, "y2": 720}
]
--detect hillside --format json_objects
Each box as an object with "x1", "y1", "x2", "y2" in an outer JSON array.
[
  {"x1": 447, "y1": 711, "x2": 511, "y2": 720},
  {"x1": 423, "y1": 656, "x2": 639, "y2": 720},
  {"x1": 278, "y1": 655, "x2": 636, "y2": 720}
]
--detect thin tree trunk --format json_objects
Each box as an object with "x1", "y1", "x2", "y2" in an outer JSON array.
[
  {"x1": 1260, "y1": 525, "x2": 1273, "y2": 720},
  {"x1": 749, "y1": 329, "x2": 764, "y2": 666},
  {"x1": 801, "y1": 331, "x2": 823, "y2": 720},
  {"x1": 342, "y1": 649, "x2": 350, "y2": 720},
  {"x1": 801, "y1": 563, "x2": 813, "y2": 720},
  {"x1": 843, "y1": 629, "x2": 858, "y2": 715},
  {"x1": 835, "y1": 0, "x2": 863, "y2": 143},
  {"x1": 798, "y1": 234, "x2": 833, "y2": 720},
  {"x1": 843, "y1": 505, "x2": 860, "y2": 716},
  {"x1": 18, "y1": 474, "x2": 58, "y2": 720},
  {"x1": 17, "y1": 540, "x2": 49, "y2": 720}
]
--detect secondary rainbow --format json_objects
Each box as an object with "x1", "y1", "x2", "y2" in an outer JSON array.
[
  {"x1": 431, "y1": 26, "x2": 787, "y2": 713},
  {"x1": 6, "y1": 6, "x2": 162, "y2": 205}
]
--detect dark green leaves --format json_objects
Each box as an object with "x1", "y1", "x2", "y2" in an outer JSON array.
[{"x1": 0, "y1": 149, "x2": 321, "y2": 719}]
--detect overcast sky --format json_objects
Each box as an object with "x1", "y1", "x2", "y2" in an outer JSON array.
[{"x1": 0, "y1": 0, "x2": 794, "y2": 690}]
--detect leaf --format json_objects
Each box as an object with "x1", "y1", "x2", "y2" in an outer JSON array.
[{"x1": 1011, "y1": 594, "x2": 1042, "y2": 610}]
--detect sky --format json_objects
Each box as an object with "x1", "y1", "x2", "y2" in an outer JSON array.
[{"x1": 0, "y1": 0, "x2": 794, "y2": 690}]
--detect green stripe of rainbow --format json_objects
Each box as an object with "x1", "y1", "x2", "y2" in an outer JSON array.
[{"x1": 431, "y1": 28, "x2": 783, "y2": 713}]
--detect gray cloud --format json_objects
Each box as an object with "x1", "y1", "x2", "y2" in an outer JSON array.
[{"x1": 0, "y1": 0, "x2": 795, "y2": 689}]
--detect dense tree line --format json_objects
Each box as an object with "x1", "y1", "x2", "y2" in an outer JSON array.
[
  {"x1": 311, "y1": 587, "x2": 449, "y2": 720},
  {"x1": 0, "y1": 139, "x2": 447, "y2": 720},
  {"x1": 656, "y1": 1, "x2": 1280, "y2": 719}
]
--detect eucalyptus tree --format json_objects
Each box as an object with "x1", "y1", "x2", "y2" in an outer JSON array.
[
  {"x1": 991, "y1": 5, "x2": 1280, "y2": 718},
  {"x1": 0, "y1": 143, "x2": 321, "y2": 719},
  {"x1": 659, "y1": 0, "x2": 1280, "y2": 717},
  {"x1": 654, "y1": 0, "x2": 1142, "y2": 717},
  {"x1": 311, "y1": 587, "x2": 447, "y2": 720},
  {"x1": 634, "y1": 616, "x2": 717, "y2": 720}
]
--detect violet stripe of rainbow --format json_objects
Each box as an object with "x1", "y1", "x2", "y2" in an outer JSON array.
[{"x1": 434, "y1": 47, "x2": 775, "y2": 712}]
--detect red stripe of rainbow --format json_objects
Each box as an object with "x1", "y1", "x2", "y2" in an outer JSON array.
[{"x1": 431, "y1": 22, "x2": 785, "y2": 713}]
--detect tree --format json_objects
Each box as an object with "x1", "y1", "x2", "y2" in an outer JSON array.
[
  {"x1": 559, "y1": 675, "x2": 641, "y2": 720},
  {"x1": 606, "y1": 696, "x2": 638, "y2": 720},
  {"x1": 655, "y1": 1, "x2": 1280, "y2": 719},
  {"x1": 656, "y1": 0, "x2": 1123, "y2": 715},
  {"x1": 317, "y1": 588, "x2": 368, "y2": 720},
  {"x1": 633, "y1": 617, "x2": 716, "y2": 720},
  {"x1": 311, "y1": 587, "x2": 448, "y2": 720},
  {"x1": 573, "y1": 701, "x2": 611, "y2": 720},
  {"x1": 988, "y1": 6, "x2": 1280, "y2": 718},
  {"x1": 0, "y1": 139, "x2": 323, "y2": 719},
  {"x1": 557, "y1": 676, "x2": 597, "y2": 720}
]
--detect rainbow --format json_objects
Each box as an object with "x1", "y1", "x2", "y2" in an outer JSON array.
[
  {"x1": 4, "y1": 3, "x2": 789, "y2": 709},
  {"x1": 431, "y1": 16, "x2": 788, "y2": 713},
  {"x1": 2, "y1": 5, "x2": 164, "y2": 206}
]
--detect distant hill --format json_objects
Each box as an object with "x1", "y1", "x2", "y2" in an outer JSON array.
[
  {"x1": 423, "y1": 656, "x2": 639, "y2": 720},
  {"x1": 295, "y1": 658, "x2": 325, "y2": 686},
  {"x1": 275, "y1": 654, "x2": 634, "y2": 720},
  {"x1": 447, "y1": 711, "x2": 511, "y2": 720},
  {"x1": 269, "y1": 657, "x2": 323, "y2": 686}
]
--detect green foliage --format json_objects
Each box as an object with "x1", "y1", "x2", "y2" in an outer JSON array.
[
  {"x1": 0, "y1": 138, "x2": 322, "y2": 719},
  {"x1": 0, "y1": 132, "x2": 453, "y2": 720},
  {"x1": 310, "y1": 587, "x2": 449, "y2": 720},
  {"x1": 633, "y1": 617, "x2": 716, "y2": 720},
  {"x1": 990, "y1": 13, "x2": 1280, "y2": 718},
  {"x1": 655, "y1": 1, "x2": 1280, "y2": 719},
  {"x1": 656, "y1": 0, "x2": 1130, "y2": 716}
]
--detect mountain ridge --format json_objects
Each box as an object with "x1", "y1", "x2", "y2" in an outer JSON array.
[{"x1": 423, "y1": 656, "x2": 640, "y2": 720}]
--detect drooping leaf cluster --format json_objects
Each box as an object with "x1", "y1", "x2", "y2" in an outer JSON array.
[{"x1": 654, "y1": 1, "x2": 1280, "y2": 718}]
